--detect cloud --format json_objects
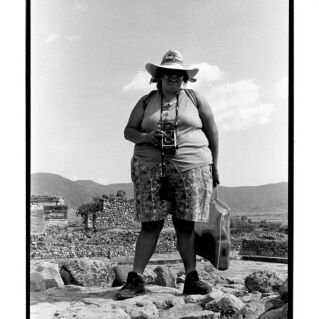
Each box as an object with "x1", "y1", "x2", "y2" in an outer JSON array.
[
  {"x1": 206, "y1": 80, "x2": 275, "y2": 131},
  {"x1": 187, "y1": 62, "x2": 223, "y2": 89},
  {"x1": 44, "y1": 33, "x2": 61, "y2": 44},
  {"x1": 121, "y1": 71, "x2": 154, "y2": 93}
]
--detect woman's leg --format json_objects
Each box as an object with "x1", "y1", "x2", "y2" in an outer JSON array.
[
  {"x1": 133, "y1": 219, "x2": 164, "y2": 274},
  {"x1": 173, "y1": 216, "x2": 211, "y2": 295},
  {"x1": 172, "y1": 217, "x2": 196, "y2": 275}
]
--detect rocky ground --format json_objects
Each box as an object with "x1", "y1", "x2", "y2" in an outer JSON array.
[{"x1": 30, "y1": 258, "x2": 288, "y2": 319}]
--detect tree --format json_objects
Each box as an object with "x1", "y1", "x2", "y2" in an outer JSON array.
[
  {"x1": 116, "y1": 190, "x2": 126, "y2": 199},
  {"x1": 76, "y1": 197, "x2": 103, "y2": 231}
]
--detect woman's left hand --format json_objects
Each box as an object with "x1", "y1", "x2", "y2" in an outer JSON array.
[{"x1": 212, "y1": 166, "x2": 220, "y2": 188}]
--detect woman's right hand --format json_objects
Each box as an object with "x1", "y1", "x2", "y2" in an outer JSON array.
[{"x1": 142, "y1": 130, "x2": 165, "y2": 147}]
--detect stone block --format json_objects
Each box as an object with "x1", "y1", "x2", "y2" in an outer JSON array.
[
  {"x1": 31, "y1": 261, "x2": 64, "y2": 289},
  {"x1": 244, "y1": 270, "x2": 285, "y2": 293},
  {"x1": 126, "y1": 303, "x2": 159, "y2": 319},
  {"x1": 265, "y1": 297, "x2": 286, "y2": 311},
  {"x1": 112, "y1": 265, "x2": 131, "y2": 287},
  {"x1": 61, "y1": 258, "x2": 115, "y2": 287},
  {"x1": 154, "y1": 266, "x2": 176, "y2": 288},
  {"x1": 30, "y1": 272, "x2": 46, "y2": 292},
  {"x1": 205, "y1": 293, "x2": 244, "y2": 317},
  {"x1": 279, "y1": 278, "x2": 288, "y2": 302},
  {"x1": 159, "y1": 303, "x2": 203, "y2": 319},
  {"x1": 259, "y1": 303, "x2": 288, "y2": 319},
  {"x1": 231, "y1": 300, "x2": 265, "y2": 319},
  {"x1": 181, "y1": 310, "x2": 221, "y2": 318}
]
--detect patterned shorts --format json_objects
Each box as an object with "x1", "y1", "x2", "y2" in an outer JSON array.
[{"x1": 131, "y1": 157, "x2": 213, "y2": 222}]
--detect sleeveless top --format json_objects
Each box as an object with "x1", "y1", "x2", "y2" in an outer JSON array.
[{"x1": 133, "y1": 90, "x2": 213, "y2": 172}]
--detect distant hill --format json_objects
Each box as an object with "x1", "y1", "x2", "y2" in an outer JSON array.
[
  {"x1": 31, "y1": 173, "x2": 92, "y2": 208},
  {"x1": 75, "y1": 180, "x2": 134, "y2": 199},
  {"x1": 31, "y1": 173, "x2": 288, "y2": 212}
]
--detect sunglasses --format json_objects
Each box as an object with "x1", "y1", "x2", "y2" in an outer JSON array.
[{"x1": 163, "y1": 69, "x2": 186, "y2": 78}]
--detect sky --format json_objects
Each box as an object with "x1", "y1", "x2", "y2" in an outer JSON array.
[{"x1": 31, "y1": 0, "x2": 289, "y2": 186}]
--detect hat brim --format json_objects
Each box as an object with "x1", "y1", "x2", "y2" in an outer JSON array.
[{"x1": 145, "y1": 63, "x2": 198, "y2": 82}]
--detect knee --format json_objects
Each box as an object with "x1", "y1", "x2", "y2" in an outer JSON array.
[
  {"x1": 141, "y1": 220, "x2": 164, "y2": 234},
  {"x1": 173, "y1": 218, "x2": 194, "y2": 234}
]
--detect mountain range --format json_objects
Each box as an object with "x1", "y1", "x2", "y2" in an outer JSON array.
[{"x1": 31, "y1": 173, "x2": 288, "y2": 212}]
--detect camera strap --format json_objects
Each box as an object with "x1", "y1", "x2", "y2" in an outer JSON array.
[{"x1": 159, "y1": 92, "x2": 180, "y2": 178}]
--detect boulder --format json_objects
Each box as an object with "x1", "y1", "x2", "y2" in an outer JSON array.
[
  {"x1": 279, "y1": 279, "x2": 288, "y2": 302},
  {"x1": 59, "y1": 265, "x2": 83, "y2": 286},
  {"x1": 265, "y1": 297, "x2": 286, "y2": 311},
  {"x1": 143, "y1": 267, "x2": 157, "y2": 284},
  {"x1": 159, "y1": 304, "x2": 203, "y2": 319},
  {"x1": 181, "y1": 310, "x2": 221, "y2": 318},
  {"x1": 205, "y1": 293, "x2": 244, "y2": 317},
  {"x1": 184, "y1": 294, "x2": 208, "y2": 305},
  {"x1": 61, "y1": 258, "x2": 115, "y2": 287},
  {"x1": 244, "y1": 271, "x2": 285, "y2": 293},
  {"x1": 201, "y1": 289, "x2": 225, "y2": 306},
  {"x1": 226, "y1": 278, "x2": 244, "y2": 285},
  {"x1": 220, "y1": 287, "x2": 245, "y2": 298},
  {"x1": 197, "y1": 269, "x2": 227, "y2": 286},
  {"x1": 240, "y1": 291, "x2": 262, "y2": 303},
  {"x1": 154, "y1": 266, "x2": 176, "y2": 288},
  {"x1": 126, "y1": 303, "x2": 159, "y2": 319},
  {"x1": 231, "y1": 301, "x2": 265, "y2": 319},
  {"x1": 259, "y1": 303, "x2": 288, "y2": 319},
  {"x1": 30, "y1": 272, "x2": 46, "y2": 292},
  {"x1": 148, "y1": 294, "x2": 185, "y2": 309},
  {"x1": 31, "y1": 261, "x2": 64, "y2": 289},
  {"x1": 112, "y1": 265, "x2": 131, "y2": 287}
]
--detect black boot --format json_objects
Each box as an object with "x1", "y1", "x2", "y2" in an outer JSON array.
[
  {"x1": 183, "y1": 270, "x2": 212, "y2": 295},
  {"x1": 115, "y1": 271, "x2": 145, "y2": 300}
]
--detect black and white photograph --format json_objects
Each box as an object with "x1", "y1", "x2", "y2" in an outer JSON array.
[{"x1": 29, "y1": 1, "x2": 291, "y2": 318}]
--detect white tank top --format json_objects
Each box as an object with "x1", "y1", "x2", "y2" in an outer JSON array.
[{"x1": 134, "y1": 90, "x2": 212, "y2": 171}]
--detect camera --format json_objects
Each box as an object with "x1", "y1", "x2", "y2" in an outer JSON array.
[{"x1": 160, "y1": 121, "x2": 178, "y2": 155}]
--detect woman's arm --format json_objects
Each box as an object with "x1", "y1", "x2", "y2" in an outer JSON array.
[
  {"x1": 124, "y1": 97, "x2": 163, "y2": 147},
  {"x1": 196, "y1": 93, "x2": 220, "y2": 187}
]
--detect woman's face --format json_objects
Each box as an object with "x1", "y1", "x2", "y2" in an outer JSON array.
[{"x1": 161, "y1": 69, "x2": 185, "y2": 95}]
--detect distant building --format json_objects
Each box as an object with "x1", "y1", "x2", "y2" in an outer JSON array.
[
  {"x1": 31, "y1": 195, "x2": 68, "y2": 234},
  {"x1": 31, "y1": 195, "x2": 65, "y2": 206}
]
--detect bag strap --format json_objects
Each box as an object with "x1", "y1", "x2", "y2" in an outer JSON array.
[
  {"x1": 183, "y1": 88, "x2": 199, "y2": 108},
  {"x1": 142, "y1": 90, "x2": 158, "y2": 110},
  {"x1": 142, "y1": 89, "x2": 199, "y2": 110}
]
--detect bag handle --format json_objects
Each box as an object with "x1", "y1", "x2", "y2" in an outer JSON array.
[{"x1": 213, "y1": 185, "x2": 218, "y2": 200}]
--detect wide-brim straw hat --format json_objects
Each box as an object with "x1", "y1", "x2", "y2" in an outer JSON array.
[{"x1": 145, "y1": 50, "x2": 198, "y2": 82}]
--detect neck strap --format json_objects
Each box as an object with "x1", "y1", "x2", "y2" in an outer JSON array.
[{"x1": 160, "y1": 92, "x2": 180, "y2": 178}]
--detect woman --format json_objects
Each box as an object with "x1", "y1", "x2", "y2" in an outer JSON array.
[{"x1": 117, "y1": 50, "x2": 219, "y2": 299}]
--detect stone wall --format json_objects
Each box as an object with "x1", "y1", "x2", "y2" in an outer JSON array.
[
  {"x1": 88, "y1": 197, "x2": 173, "y2": 229},
  {"x1": 31, "y1": 206, "x2": 46, "y2": 234},
  {"x1": 30, "y1": 195, "x2": 68, "y2": 234},
  {"x1": 239, "y1": 238, "x2": 288, "y2": 257}
]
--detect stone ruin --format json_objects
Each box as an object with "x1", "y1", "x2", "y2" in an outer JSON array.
[{"x1": 31, "y1": 195, "x2": 68, "y2": 234}]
